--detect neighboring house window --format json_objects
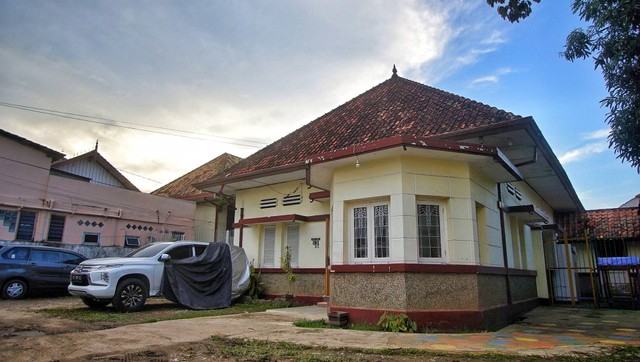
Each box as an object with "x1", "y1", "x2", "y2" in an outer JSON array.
[
  {"x1": 16, "y1": 211, "x2": 37, "y2": 241},
  {"x1": 124, "y1": 236, "x2": 140, "y2": 247},
  {"x1": 47, "y1": 215, "x2": 66, "y2": 242},
  {"x1": 417, "y1": 202, "x2": 445, "y2": 260},
  {"x1": 262, "y1": 226, "x2": 276, "y2": 267},
  {"x1": 286, "y1": 224, "x2": 300, "y2": 267},
  {"x1": 349, "y1": 202, "x2": 389, "y2": 262},
  {"x1": 171, "y1": 231, "x2": 185, "y2": 241},
  {"x1": 83, "y1": 232, "x2": 100, "y2": 244}
]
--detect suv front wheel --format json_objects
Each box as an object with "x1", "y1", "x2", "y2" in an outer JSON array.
[{"x1": 112, "y1": 278, "x2": 147, "y2": 312}]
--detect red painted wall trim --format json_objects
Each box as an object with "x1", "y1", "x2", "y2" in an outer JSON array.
[
  {"x1": 233, "y1": 213, "x2": 330, "y2": 228},
  {"x1": 330, "y1": 263, "x2": 536, "y2": 276},
  {"x1": 306, "y1": 214, "x2": 330, "y2": 222},
  {"x1": 309, "y1": 190, "x2": 330, "y2": 200},
  {"x1": 256, "y1": 268, "x2": 325, "y2": 274},
  {"x1": 329, "y1": 298, "x2": 538, "y2": 332}
]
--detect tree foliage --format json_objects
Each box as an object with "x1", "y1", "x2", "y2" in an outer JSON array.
[
  {"x1": 487, "y1": 0, "x2": 541, "y2": 23},
  {"x1": 487, "y1": 0, "x2": 640, "y2": 171}
]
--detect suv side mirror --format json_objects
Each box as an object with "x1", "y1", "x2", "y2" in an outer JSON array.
[{"x1": 159, "y1": 254, "x2": 171, "y2": 262}]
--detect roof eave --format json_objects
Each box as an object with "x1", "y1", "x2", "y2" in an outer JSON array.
[
  {"x1": 304, "y1": 135, "x2": 523, "y2": 181},
  {"x1": 195, "y1": 162, "x2": 307, "y2": 193},
  {"x1": 439, "y1": 116, "x2": 584, "y2": 212}
]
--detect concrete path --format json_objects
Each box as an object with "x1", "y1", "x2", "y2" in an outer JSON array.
[{"x1": 2, "y1": 305, "x2": 639, "y2": 361}]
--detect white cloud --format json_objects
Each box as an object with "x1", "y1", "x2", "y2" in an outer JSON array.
[
  {"x1": 583, "y1": 128, "x2": 610, "y2": 140},
  {"x1": 468, "y1": 67, "x2": 515, "y2": 88},
  {"x1": 558, "y1": 142, "x2": 609, "y2": 164},
  {"x1": 0, "y1": 0, "x2": 509, "y2": 192}
]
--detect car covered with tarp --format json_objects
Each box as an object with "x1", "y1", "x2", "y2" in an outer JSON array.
[{"x1": 68, "y1": 241, "x2": 250, "y2": 311}]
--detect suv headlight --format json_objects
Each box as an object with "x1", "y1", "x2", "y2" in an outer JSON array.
[
  {"x1": 96, "y1": 264, "x2": 123, "y2": 269},
  {"x1": 89, "y1": 271, "x2": 110, "y2": 286}
]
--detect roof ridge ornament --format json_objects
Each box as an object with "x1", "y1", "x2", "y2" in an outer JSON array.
[{"x1": 392, "y1": 64, "x2": 398, "y2": 78}]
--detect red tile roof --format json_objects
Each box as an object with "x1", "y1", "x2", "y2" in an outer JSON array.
[
  {"x1": 221, "y1": 74, "x2": 522, "y2": 178},
  {"x1": 558, "y1": 208, "x2": 640, "y2": 240},
  {"x1": 152, "y1": 153, "x2": 242, "y2": 200}
]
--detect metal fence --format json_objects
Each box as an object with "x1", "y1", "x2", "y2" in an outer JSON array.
[{"x1": 545, "y1": 235, "x2": 640, "y2": 309}]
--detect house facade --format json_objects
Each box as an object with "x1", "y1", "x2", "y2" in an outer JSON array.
[
  {"x1": 0, "y1": 129, "x2": 196, "y2": 257},
  {"x1": 151, "y1": 153, "x2": 242, "y2": 242},
  {"x1": 198, "y1": 70, "x2": 583, "y2": 330}
]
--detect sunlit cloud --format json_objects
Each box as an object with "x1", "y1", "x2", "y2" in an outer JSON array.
[
  {"x1": 559, "y1": 142, "x2": 609, "y2": 164},
  {"x1": 0, "y1": 0, "x2": 511, "y2": 192},
  {"x1": 468, "y1": 67, "x2": 514, "y2": 87},
  {"x1": 583, "y1": 128, "x2": 610, "y2": 140}
]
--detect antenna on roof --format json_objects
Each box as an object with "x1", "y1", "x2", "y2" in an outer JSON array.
[{"x1": 392, "y1": 64, "x2": 398, "y2": 78}]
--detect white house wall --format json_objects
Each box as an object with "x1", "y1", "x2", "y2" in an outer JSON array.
[
  {"x1": 331, "y1": 155, "x2": 504, "y2": 266},
  {"x1": 234, "y1": 180, "x2": 329, "y2": 268},
  {"x1": 195, "y1": 203, "x2": 217, "y2": 242}
]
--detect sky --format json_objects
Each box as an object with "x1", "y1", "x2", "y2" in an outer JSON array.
[{"x1": 0, "y1": 0, "x2": 637, "y2": 210}]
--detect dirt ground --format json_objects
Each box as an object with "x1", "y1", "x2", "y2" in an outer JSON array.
[
  {"x1": 1, "y1": 296, "x2": 636, "y2": 361},
  {"x1": 0, "y1": 296, "x2": 491, "y2": 362}
]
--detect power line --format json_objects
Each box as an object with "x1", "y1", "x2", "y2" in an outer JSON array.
[
  {"x1": 0, "y1": 101, "x2": 269, "y2": 148},
  {"x1": 117, "y1": 168, "x2": 162, "y2": 184}
]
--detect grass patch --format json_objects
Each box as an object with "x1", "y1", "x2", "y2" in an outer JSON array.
[
  {"x1": 294, "y1": 319, "x2": 330, "y2": 328},
  {"x1": 38, "y1": 299, "x2": 291, "y2": 326},
  {"x1": 191, "y1": 336, "x2": 640, "y2": 362}
]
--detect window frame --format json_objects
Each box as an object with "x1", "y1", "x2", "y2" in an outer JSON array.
[
  {"x1": 416, "y1": 199, "x2": 447, "y2": 263},
  {"x1": 262, "y1": 225, "x2": 276, "y2": 267},
  {"x1": 285, "y1": 223, "x2": 300, "y2": 267},
  {"x1": 83, "y1": 232, "x2": 100, "y2": 244},
  {"x1": 124, "y1": 235, "x2": 140, "y2": 247},
  {"x1": 348, "y1": 201, "x2": 390, "y2": 263},
  {"x1": 47, "y1": 214, "x2": 66, "y2": 242}
]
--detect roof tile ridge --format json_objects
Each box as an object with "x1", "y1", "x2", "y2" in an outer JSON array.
[{"x1": 394, "y1": 76, "x2": 521, "y2": 119}]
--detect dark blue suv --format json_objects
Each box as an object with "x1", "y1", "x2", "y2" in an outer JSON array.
[{"x1": 0, "y1": 245, "x2": 87, "y2": 299}]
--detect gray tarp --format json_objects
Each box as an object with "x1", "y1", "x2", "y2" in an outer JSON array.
[
  {"x1": 162, "y1": 242, "x2": 233, "y2": 310},
  {"x1": 229, "y1": 244, "x2": 250, "y2": 300}
]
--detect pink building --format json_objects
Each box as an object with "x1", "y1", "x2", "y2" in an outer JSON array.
[{"x1": 0, "y1": 129, "x2": 195, "y2": 257}]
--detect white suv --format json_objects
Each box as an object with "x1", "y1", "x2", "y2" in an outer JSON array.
[{"x1": 68, "y1": 241, "x2": 210, "y2": 312}]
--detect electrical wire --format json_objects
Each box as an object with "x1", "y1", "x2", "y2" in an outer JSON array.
[{"x1": 0, "y1": 101, "x2": 269, "y2": 148}]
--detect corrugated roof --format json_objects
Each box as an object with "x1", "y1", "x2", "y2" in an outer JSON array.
[
  {"x1": 558, "y1": 208, "x2": 640, "y2": 240},
  {"x1": 220, "y1": 73, "x2": 522, "y2": 179},
  {"x1": 152, "y1": 153, "x2": 242, "y2": 200},
  {"x1": 51, "y1": 148, "x2": 140, "y2": 192}
]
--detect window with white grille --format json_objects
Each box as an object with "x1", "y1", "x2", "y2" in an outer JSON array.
[
  {"x1": 349, "y1": 202, "x2": 389, "y2": 262},
  {"x1": 417, "y1": 201, "x2": 446, "y2": 261}
]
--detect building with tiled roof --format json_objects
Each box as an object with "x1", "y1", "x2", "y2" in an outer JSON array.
[
  {"x1": 198, "y1": 68, "x2": 584, "y2": 330},
  {"x1": 152, "y1": 153, "x2": 241, "y2": 200},
  {"x1": 1, "y1": 129, "x2": 195, "y2": 257},
  {"x1": 152, "y1": 153, "x2": 242, "y2": 242}
]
